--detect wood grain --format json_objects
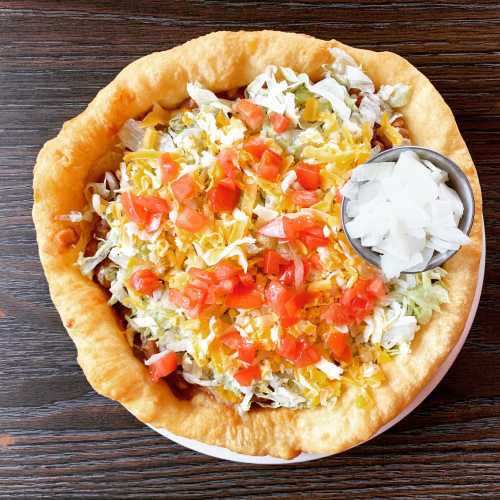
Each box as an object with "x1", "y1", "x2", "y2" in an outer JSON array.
[{"x1": 1, "y1": 1, "x2": 499, "y2": 497}]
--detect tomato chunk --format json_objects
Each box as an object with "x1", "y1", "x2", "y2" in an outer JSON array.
[
  {"x1": 277, "y1": 334, "x2": 319, "y2": 367},
  {"x1": 171, "y1": 174, "x2": 199, "y2": 202},
  {"x1": 270, "y1": 112, "x2": 291, "y2": 133},
  {"x1": 256, "y1": 149, "x2": 283, "y2": 182},
  {"x1": 130, "y1": 269, "x2": 162, "y2": 296},
  {"x1": 159, "y1": 153, "x2": 180, "y2": 184},
  {"x1": 214, "y1": 261, "x2": 239, "y2": 280},
  {"x1": 221, "y1": 330, "x2": 242, "y2": 350},
  {"x1": 328, "y1": 331, "x2": 352, "y2": 364},
  {"x1": 322, "y1": 277, "x2": 385, "y2": 326},
  {"x1": 176, "y1": 207, "x2": 208, "y2": 233},
  {"x1": 221, "y1": 330, "x2": 257, "y2": 363},
  {"x1": 243, "y1": 137, "x2": 267, "y2": 160},
  {"x1": 149, "y1": 352, "x2": 178, "y2": 382},
  {"x1": 233, "y1": 99, "x2": 264, "y2": 130},
  {"x1": 168, "y1": 284, "x2": 207, "y2": 318},
  {"x1": 266, "y1": 280, "x2": 314, "y2": 327},
  {"x1": 322, "y1": 303, "x2": 352, "y2": 325},
  {"x1": 214, "y1": 260, "x2": 240, "y2": 281},
  {"x1": 234, "y1": 365, "x2": 261, "y2": 386},
  {"x1": 122, "y1": 192, "x2": 169, "y2": 229},
  {"x1": 265, "y1": 280, "x2": 295, "y2": 318},
  {"x1": 225, "y1": 283, "x2": 263, "y2": 309},
  {"x1": 288, "y1": 189, "x2": 320, "y2": 207},
  {"x1": 299, "y1": 225, "x2": 329, "y2": 249},
  {"x1": 218, "y1": 148, "x2": 239, "y2": 178},
  {"x1": 282, "y1": 215, "x2": 317, "y2": 240},
  {"x1": 277, "y1": 333, "x2": 301, "y2": 361},
  {"x1": 294, "y1": 340, "x2": 320, "y2": 368},
  {"x1": 365, "y1": 276, "x2": 386, "y2": 300},
  {"x1": 262, "y1": 249, "x2": 288, "y2": 275},
  {"x1": 208, "y1": 178, "x2": 241, "y2": 213},
  {"x1": 296, "y1": 162, "x2": 321, "y2": 190},
  {"x1": 188, "y1": 268, "x2": 215, "y2": 290}
]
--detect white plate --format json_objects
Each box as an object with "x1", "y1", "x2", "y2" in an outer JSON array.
[{"x1": 151, "y1": 230, "x2": 485, "y2": 464}]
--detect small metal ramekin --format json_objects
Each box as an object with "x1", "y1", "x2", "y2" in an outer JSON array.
[{"x1": 341, "y1": 146, "x2": 475, "y2": 272}]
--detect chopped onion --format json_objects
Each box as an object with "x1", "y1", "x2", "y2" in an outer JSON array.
[{"x1": 343, "y1": 150, "x2": 470, "y2": 279}]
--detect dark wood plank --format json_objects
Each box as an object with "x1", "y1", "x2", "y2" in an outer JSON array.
[{"x1": 0, "y1": 0, "x2": 499, "y2": 497}]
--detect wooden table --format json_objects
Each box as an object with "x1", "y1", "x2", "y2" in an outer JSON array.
[{"x1": 1, "y1": 1, "x2": 499, "y2": 497}]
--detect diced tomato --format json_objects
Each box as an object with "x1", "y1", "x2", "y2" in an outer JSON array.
[
  {"x1": 234, "y1": 365, "x2": 261, "y2": 386},
  {"x1": 335, "y1": 191, "x2": 343, "y2": 204},
  {"x1": 282, "y1": 215, "x2": 317, "y2": 240},
  {"x1": 122, "y1": 192, "x2": 169, "y2": 228},
  {"x1": 243, "y1": 137, "x2": 267, "y2": 160},
  {"x1": 299, "y1": 225, "x2": 329, "y2": 250},
  {"x1": 296, "y1": 162, "x2": 321, "y2": 190},
  {"x1": 265, "y1": 281, "x2": 313, "y2": 327},
  {"x1": 148, "y1": 352, "x2": 178, "y2": 382},
  {"x1": 176, "y1": 207, "x2": 208, "y2": 233},
  {"x1": 277, "y1": 333, "x2": 301, "y2": 361},
  {"x1": 214, "y1": 261, "x2": 240, "y2": 281},
  {"x1": 328, "y1": 331, "x2": 352, "y2": 363},
  {"x1": 214, "y1": 277, "x2": 238, "y2": 295},
  {"x1": 288, "y1": 189, "x2": 320, "y2": 207},
  {"x1": 208, "y1": 178, "x2": 241, "y2": 213},
  {"x1": 265, "y1": 280, "x2": 295, "y2": 318},
  {"x1": 283, "y1": 293, "x2": 301, "y2": 319},
  {"x1": 218, "y1": 148, "x2": 239, "y2": 178},
  {"x1": 262, "y1": 249, "x2": 288, "y2": 275},
  {"x1": 322, "y1": 303, "x2": 353, "y2": 325},
  {"x1": 279, "y1": 262, "x2": 295, "y2": 287},
  {"x1": 168, "y1": 284, "x2": 207, "y2": 318},
  {"x1": 238, "y1": 272, "x2": 255, "y2": 287},
  {"x1": 233, "y1": 99, "x2": 264, "y2": 130},
  {"x1": 270, "y1": 112, "x2": 291, "y2": 133},
  {"x1": 294, "y1": 340, "x2": 321, "y2": 368},
  {"x1": 259, "y1": 216, "x2": 326, "y2": 251},
  {"x1": 221, "y1": 330, "x2": 242, "y2": 350},
  {"x1": 188, "y1": 268, "x2": 215, "y2": 290},
  {"x1": 277, "y1": 334, "x2": 319, "y2": 367},
  {"x1": 138, "y1": 195, "x2": 169, "y2": 214},
  {"x1": 171, "y1": 174, "x2": 199, "y2": 202},
  {"x1": 225, "y1": 283, "x2": 263, "y2": 309},
  {"x1": 323, "y1": 276, "x2": 385, "y2": 327},
  {"x1": 130, "y1": 269, "x2": 162, "y2": 296},
  {"x1": 365, "y1": 276, "x2": 386, "y2": 300},
  {"x1": 159, "y1": 153, "x2": 179, "y2": 184},
  {"x1": 282, "y1": 291, "x2": 314, "y2": 319},
  {"x1": 238, "y1": 342, "x2": 257, "y2": 363},
  {"x1": 221, "y1": 330, "x2": 257, "y2": 363},
  {"x1": 255, "y1": 149, "x2": 283, "y2": 182},
  {"x1": 122, "y1": 192, "x2": 148, "y2": 224}
]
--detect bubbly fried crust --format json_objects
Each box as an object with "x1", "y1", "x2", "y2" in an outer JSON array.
[{"x1": 32, "y1": 31, "x2": 483, "y2": 459}]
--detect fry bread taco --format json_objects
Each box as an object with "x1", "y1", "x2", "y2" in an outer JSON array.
[{"x1": 33, "y1": 31, "x2": 482, "y2": 458}]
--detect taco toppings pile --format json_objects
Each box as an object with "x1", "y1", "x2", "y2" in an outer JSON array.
[{"x1": 74, "y1": 48, "x2": 452, "y2": 412}]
